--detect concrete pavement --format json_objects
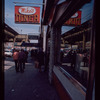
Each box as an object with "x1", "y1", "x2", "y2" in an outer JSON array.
[{"x1": 4, "y1": 57, "x2": 60, "y2": 100}]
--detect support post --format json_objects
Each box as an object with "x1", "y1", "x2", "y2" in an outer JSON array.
[
  {"x1": 13, "y1": 36, "x2": 16, "y2": 48},
  {"x1": 49, "y1": 27, "x2": 56, "y2": 84},
  {"x1": 83, "y1": 33, "x2": 86, "y2": 50},
  {"x1": 48, "y1": 26, "x2": 61, "y2": 84},
  {"x1": 55, "y1": 27, "x2": 61, "y2": 64}
]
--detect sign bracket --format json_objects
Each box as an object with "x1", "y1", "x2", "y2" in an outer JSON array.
[{"x1": 13, "y1": 2, "x2": 45, "y2": 5}]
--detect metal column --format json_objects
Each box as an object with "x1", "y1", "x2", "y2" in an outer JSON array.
[{"x1": 48, "y1": 27, "x2": 56, "y2": 84}]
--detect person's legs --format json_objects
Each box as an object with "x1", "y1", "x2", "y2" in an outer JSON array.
[
  {"x1": 17, "y1": 60, "x2": 19, "y2": 71},
  {"x1": 22, "y1": 60, "x2": 25, "y2": 70},
  {"x1": 15, "y1": 60, "x2": 18, "y2": 72},
  {"x1": 16, "y1": 60, "x2": 20, "y2": 72},
  {"x1": 19, "y1": 60, "x2": 23, "y2": 72}
]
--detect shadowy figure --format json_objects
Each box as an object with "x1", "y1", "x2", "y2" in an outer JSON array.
[
  {"x1": 60, "y1": 50, "x2": 64, "y2": 63},
  {"x1": 67, "y1": 49, "x2": 73, "y2": 63},
  {"x1": 71, "y1": 50, "x2": 76, "y2": 70},
  {"x1": 37, "y1": 48, "x2": 45, "y2": 72},
  {"x1": 24, "y1": 50, "x2": 28, "y2": 63},
  {"x1": 31, "y1": 49, "x2": 34, "y2": 58},
  {"x1": 83, "y1": 50, "x2": 88, "y2": 67}
]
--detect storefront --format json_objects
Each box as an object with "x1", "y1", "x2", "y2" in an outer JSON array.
[{"x1": 41, "y1": 0, "x2": 95, "y2": 100}]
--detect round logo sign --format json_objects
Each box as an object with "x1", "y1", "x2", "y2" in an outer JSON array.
[
  {"x1": 19, "y1": 7, "x2": 36, "y2": 15},
  {"x1": 71, "y1": 12, "x2": 78, "y2": 18}
]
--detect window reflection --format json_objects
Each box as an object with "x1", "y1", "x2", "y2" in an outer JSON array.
[{"x1": 60, "y1": 0, "x2": 94, "y2": 88}]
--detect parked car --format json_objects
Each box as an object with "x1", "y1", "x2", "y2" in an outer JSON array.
[{"x1": 4, "y1": 49, "x2": 13, "y2": 57}]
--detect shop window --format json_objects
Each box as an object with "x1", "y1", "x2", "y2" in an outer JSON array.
[{"x1": 60, "y1": 0, "x2": 94, "y2": 88}]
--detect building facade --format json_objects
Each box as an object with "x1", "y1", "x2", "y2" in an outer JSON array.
[{"x1": 41, "y1": 0, "x2": 95, "y2": 100}]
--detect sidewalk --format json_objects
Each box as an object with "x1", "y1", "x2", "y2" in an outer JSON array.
[{"x1": 4, "y1": 57, "x2": 60, "y2": 100}]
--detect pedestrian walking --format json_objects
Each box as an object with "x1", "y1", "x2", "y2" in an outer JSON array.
[
  {"x1": 18, "y1": 49, "x2": 26, "y2": 73},
  {"x1": 13, "y1": 49, "x2": 19, "y2": 72},
  {"x1": 60, "y1": 50, "x2": 64, "y2": 63},
  {"x1": 37, "y1": 48, "x2": 45, "y2": 72},
  {"x1": 83, "y1": 50, "x2": 88, "y2": 67},
  {"x1": 24, "y1": 50, "x2": 28, "y2": 63},
  {"x1": 71, "y1": 50, "x2": 76, "y2": 70}
]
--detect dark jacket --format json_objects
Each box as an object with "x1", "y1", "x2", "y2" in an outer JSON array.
[
  {"x1": 38, "y1": 51, "x2": 45, "y2": 65},
  {"x1": 18, "y1": 51, "x2": 26, "y2": 61}
]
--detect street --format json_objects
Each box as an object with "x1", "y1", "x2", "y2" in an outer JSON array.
[{"x1": 4, "y1": 56, "x2": 60, "y2": 100}]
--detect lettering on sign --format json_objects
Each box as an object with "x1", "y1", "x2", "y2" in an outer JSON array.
[
  {"x1": 15, "y1": 6, "x2": 40, "y2": 24},
  {"x1": 64, "y1": 11, "x2": 81, "y2": 26},
  {"x1": 19, "y1": 7, "x2": 36, "y2": 15},
  {"x1": 65, "y1": 18, "x2": 81, "y2": 26}
]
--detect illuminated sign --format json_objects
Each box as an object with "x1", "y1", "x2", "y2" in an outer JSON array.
[
  {"x1": 64, "y1": 11, "x2": 81, "y2": 26},
  {"x1": 15, "y1": 6, "x2": 40, "y2": 24}
]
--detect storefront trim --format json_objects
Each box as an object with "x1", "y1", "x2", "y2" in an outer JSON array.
[{"x1": 53, "y1": 66, "x2": 86, "y2": 100}]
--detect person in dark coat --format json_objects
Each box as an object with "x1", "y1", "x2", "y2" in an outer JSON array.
[
  {"x1": 60, "y1": 50, "x2": 64, "y2": 63},
  {"x1": 67, "y1": 49, "x2": 73, "y2": 63},
  {"x1": 24, "y1": 50, "x2": 28, "y2": 63},
  {"x1": 37, "y1": 48, "x2": 45, "y2": 72},
  {"x1": 18, "y1": 49, "x2": 26, "y2": 73},
  {"x1": 71, "y1": 50, "x2": 76, "y2": 70}
]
